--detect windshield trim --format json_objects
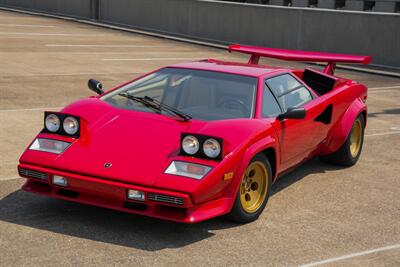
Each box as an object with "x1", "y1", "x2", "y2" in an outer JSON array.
[{"x1": 100, "y1": 67, "x2": 258, "y2": 121}]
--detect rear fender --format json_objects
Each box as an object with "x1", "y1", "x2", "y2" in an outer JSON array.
[{"x1": 321, "y1": 98, "x2": 366, "y2": 155}]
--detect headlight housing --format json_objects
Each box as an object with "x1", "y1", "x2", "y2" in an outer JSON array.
[
  {"x1": 45, "y1": 114, "x2": 60, "y2": 132},
  {"x1": 29, "y1": 138, "x2": 71, "y2": 154},
  {"x1": 182, "y1": 135, "x2": 199, "y2": 155},
  {"x1": 63, "y1": 116, "x2": 79, "y2": 135},
  {"x1": 165, "y1": 161, "x2": 212, "y2": 180},
  {"x1": 203, "y1": 138, "x2": 221, "y2": 158},
  {"x1": 180, "y1": 134, "x2": 223, "y2": 160},
  {"x1": 43, "y1": 112, "x2": 81, "y2": 137}
]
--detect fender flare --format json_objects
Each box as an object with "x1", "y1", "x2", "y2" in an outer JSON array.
[
  {"x1": 224, "y1": 135, "x2": 279, "y2": 202},
  {"x1": 322, "y1": 98, "x2": 367, "y2": 155}
]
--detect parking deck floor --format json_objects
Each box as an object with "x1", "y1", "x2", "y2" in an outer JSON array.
[{"x1": 0, "y1": 9, "x2": 399, "y2": 267}]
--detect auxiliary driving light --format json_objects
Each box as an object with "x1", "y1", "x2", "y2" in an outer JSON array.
[
  {"x1": 52, "y1": 175, "x2": 68, "y2": 187},
  {"x1": 127, "y1": 190, "x2": 145, "y2": 201}
]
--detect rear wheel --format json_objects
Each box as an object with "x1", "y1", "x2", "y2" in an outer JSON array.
[
  {"x1": 228, "y1": 154, "x2": 272, "y2": 223},
  {"x1": 320, "y1": 115, "x2": 365, "y2": 166}
]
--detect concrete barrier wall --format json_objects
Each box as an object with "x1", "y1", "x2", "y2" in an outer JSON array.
[
  {"x1": 0, "y1": 0, "x2": 92, "y2": 19},
  {"x1": 99, "y1": 0, "x2": 400, "y2": 68},
  {"x1": 1, "y1": 0, "x2": 399, "y2": 69}
]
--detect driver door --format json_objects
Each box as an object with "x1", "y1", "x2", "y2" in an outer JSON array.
[{"x1": 265, "y1": 73, "x2": 327, "y2": 171}]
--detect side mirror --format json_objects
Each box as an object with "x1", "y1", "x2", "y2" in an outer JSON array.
[
  {"x1": 88, "y1": 79, "x2": 104, "y2": 95},
  {"x1": 277, "y1": 107, "x2": 306, "y2": 120}
]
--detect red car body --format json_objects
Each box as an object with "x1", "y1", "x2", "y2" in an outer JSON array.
[{"x1": 18, "y1": 45, "x2": 371, "y2": 223}]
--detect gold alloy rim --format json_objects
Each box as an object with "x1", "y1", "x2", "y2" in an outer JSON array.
[
  {"x1": 350, "y1": 118, "x2": 362, "y2": 158},
  {"x1": 240, "y1": 161, "x2": 268, "y2": 213}
]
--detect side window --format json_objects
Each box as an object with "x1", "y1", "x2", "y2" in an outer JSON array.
[
  {"x1": 262, "y1": 85, "x2": 281, "y2": 118},
  {"x1": 266, "y1": 74, "x2": 313, "y2": 112}
]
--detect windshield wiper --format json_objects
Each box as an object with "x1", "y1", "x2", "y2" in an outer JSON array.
[
  {"x1": 118, "y1": 93, "x2": 191, "y2": 121},
  {"x1": 118, "y1": 92, "x2": 161, "y2": 113},
  {"x1": 143, "y1": 96, "x2": 192, "y2": 121}
]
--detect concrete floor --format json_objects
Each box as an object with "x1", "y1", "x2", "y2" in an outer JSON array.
[{"x1": 0, "y1": 10, "x2": 399, "y2": 267}]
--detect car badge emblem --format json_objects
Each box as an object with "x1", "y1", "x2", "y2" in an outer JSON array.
[{"x1": 104, "y1": 162, "x2": 112, "y2": 169}]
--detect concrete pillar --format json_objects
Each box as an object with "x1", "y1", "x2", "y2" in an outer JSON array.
[
  {"x1": 318, "y1": 0, "x2": 336, "y2": 9},
  {"x1": 246, "y1": 0, "x2": 267, "y2": 4},
  {"x1": 345, "y1": 0, "x2": 364, "y2": 10},
  {"x1": 269, "y1": 0, "x2": 286, "y2": 6},
  {"x1": 374, "y1": 2, "x2": 397, "y2": 12},
  {"x1": 292, "y1": 0, "x2": 309, "y2": 7},
  {"x1": 90, "y1": 0, "x2": 99, "y2": 20}
]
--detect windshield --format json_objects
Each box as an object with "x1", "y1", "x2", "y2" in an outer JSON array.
[{"x1": 101, "y1": 68, "x2": 257, "y2": 121}]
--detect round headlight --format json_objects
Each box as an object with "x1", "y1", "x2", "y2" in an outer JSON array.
[
  {"x1": 45, "y1": 114, "x2": 60, "y2": 132},
  {"x1": 182, "y1": 135, "x2": 199, "y2": 155},
  {"x1": 203, "y1": 138, "x2": 221, "y2": 158},
  {"x1": 63, "y1": 116, "x2": 79, "y2": 135}
]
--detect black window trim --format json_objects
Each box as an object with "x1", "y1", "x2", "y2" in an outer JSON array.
[
  {"x1": 261, "y1": 80, "x2": 283, "y2": 118},
  {"x1": 265, "y1": 72, "x2": 315, "y2": 113}
]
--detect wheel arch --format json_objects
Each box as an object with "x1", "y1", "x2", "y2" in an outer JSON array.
[
  {"x1": 360, "y1": 109, "x2": 367, "y2": 128},
  {"x1": 321, "y1": 97, "x2": 367, "y2": 155},
  {"x1": 234, "y1": 136, "x2": 279, "y2": 189},
  {"x1": 260, "y1": 147, "x2": 277, "y2": 182}
]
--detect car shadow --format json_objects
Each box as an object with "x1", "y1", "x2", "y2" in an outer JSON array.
[
  {"x1": 271, "y1": 158, "x2": 343, "y2": 196},
  {"x1": 0, "y1": 158, "x2": 342, "y2": 251}
]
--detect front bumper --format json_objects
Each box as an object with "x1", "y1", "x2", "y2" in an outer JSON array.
[{"x1": 18, "y1": 163, "x2": 233, "y2": 223}]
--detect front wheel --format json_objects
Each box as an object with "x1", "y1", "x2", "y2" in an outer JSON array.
[
  {"x1": 320, "y1": 114, "x2": 365, "y2": 166},
  {"x1": 228, "y1": 154, "x2": 272, "y2": 223}
]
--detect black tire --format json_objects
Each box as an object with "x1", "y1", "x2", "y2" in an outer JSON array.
[
  {"x1": 228, "y1": 154, "x2": 272, "y2": 223},
  {"x1": 320, "y1": 114, "x2": 365, "y2": 166}
]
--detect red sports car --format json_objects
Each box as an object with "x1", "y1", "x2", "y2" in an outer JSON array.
[{"x1": 18, "y1": 45, "x2": 371, "y2": 223}]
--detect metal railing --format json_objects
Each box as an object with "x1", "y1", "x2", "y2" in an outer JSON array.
[{"x1": 222, "y1": 0, "x2": 400, "y2": 12}]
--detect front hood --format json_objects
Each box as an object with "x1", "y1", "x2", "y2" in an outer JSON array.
[{"x1": 32, "y1": 98, "x2": 188, "y2": 187}]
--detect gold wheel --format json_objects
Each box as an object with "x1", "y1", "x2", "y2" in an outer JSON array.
[
  {"x1": 349, "y1": 118, "x2": 362, "y2": 158},
  {"x1": 240, "y1": 161, "x2": 268, "y2": 213}
]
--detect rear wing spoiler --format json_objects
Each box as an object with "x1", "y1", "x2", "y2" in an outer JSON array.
[{"x1": 228, "y1": 44, "x2": 372, "y2": 75}]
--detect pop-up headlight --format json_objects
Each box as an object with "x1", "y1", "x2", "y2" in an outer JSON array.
[
  {"x1": 180, "y1": 133, "x2": 223, "y2": 160},
  {"x1": 29, "y1": 138, "x2": 71, "y2": 154},
  {"x1": 43, "y1": 112, "x2": 81, "y2": 138}
]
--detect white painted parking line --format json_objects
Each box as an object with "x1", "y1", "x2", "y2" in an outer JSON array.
[
  {"x1": 0, "y1": 16, "x2": 40, "y2": 19},
  {"x1": 365, "y1": 131, "x2": 400, "y2": 137},
  {"x1": 0, "y1": 177, "x2": 21, "y2": 181},
  {"x1": 46, "y1": 44, "x2": 167, "y2": 48},
  {"x1": 2, "y1": 72, "x2": 139, "y2": 77},
  {"x1": 102, "y1": 57, "x2": 201, "y2": 61},
  {"x1": 299, "y1": 244, "x2": 400, "y2": 267},
  {"x1": 0, "y1": 23, "x2": 56, "y2": 28},
  {"x1": 368, "y1": 90, "x2": 400, "y2": 94},
  {"x1": 0, "y1": 32, "x2": 108, "y2": 37},
  {"x1": 369, "y1": 85, "x2": 400, "y2": 90},
  {"x1": 0, "y1": 107, "x2": 61, "y2": 112}
]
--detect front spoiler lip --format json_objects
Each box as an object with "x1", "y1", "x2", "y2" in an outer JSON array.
[{"x1": 18, "y1": 163, "x2": 233, "y2": 223}]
